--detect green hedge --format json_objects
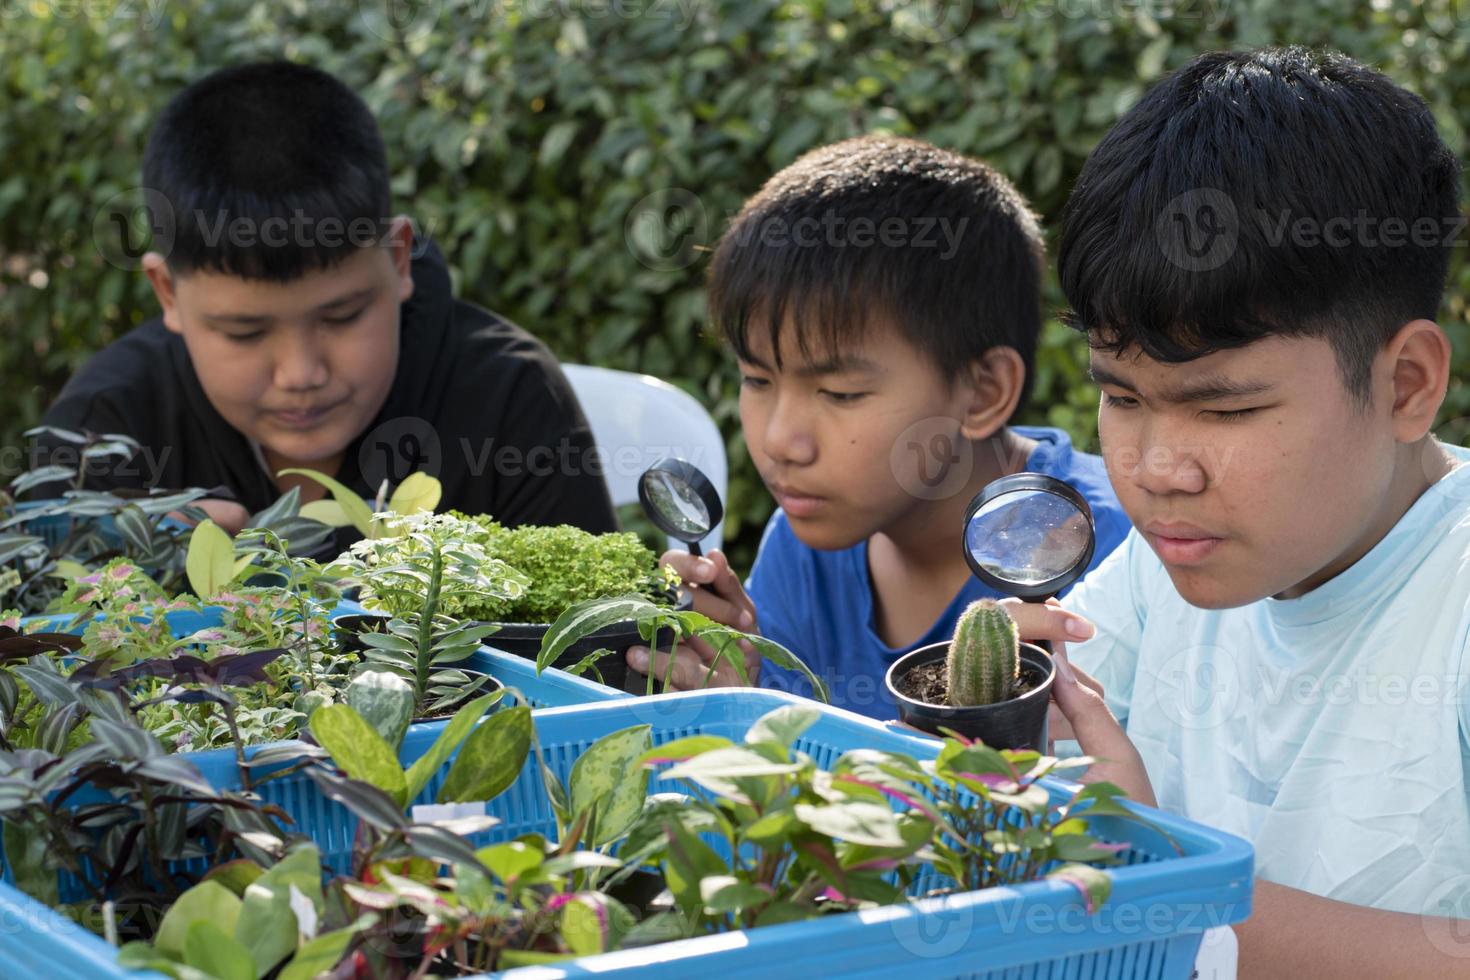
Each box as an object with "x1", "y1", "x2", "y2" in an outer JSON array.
[{"x1": 3, "y1": 0, "x2": 1468, "y2": 568}]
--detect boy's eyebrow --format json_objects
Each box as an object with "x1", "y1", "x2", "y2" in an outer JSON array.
[
  {"x1": 793, "y1": 356, "x2": 883, "y2": 377},
  {"x1": 1088, "y1": 363, "x2": 1275, "y2": 403},
  {"x1": 200, "y1": 287, "x2": 378, "y2": 327}
]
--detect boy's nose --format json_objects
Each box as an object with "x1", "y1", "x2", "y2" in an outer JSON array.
[
  {"x1": 1130, "y1": 442, "x2": 1209, "y2": 496},
  {"x1": 761, "y1": 402, "x2": 817, "y2": 466},
  {"x1": 273, "y1": 332, "x2": 330, "y2": 391}
]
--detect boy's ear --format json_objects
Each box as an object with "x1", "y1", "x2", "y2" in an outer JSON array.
[
  {"x1": 386, "y1": 215, "x2": 416, "y2": 305},
  {"x1": 142, "y1": 252, "x2": 183, "y2": 334},
  {"x1": 1383, "y1": 318, "x2": 1451, "y2": 442},
  {"x1": 957, "y1": 346, "x2": 1027, "y2": 441}
]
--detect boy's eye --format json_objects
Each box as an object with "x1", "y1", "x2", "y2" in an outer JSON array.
[
  {"x1": 1205, "y1": 407, "x2": 1260, "y2": 422},
  {"x1": 322, "y1": 307, "x2": 367, "y2": 326},
  {"x1": 1101, "y1": 392, "x2": 1138, "y2": 409},
  {"x1": 740, "y1": 375, "x2": 770, "y2": 390},
  {"x1": 223, "y1": 331, "x2": 264, "y2": 343},
  {"x1": 819, "y1": 389, "x2": 868, "y2": 404}
]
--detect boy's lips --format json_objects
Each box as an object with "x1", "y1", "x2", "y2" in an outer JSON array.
[
  {"x1": 768, "y1": 482, "x2": 827, "y2": 519},
  {"x1": 270, "y1": 399, "x2": 344, "y2": 429},
  {"x1": 1144, "y1": 521, "x2": 1224, "y2": 565}
]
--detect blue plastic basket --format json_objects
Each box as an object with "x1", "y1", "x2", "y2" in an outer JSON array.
[{"x1": 0, "y1": 690, "x2": 1251, "y2": 979}]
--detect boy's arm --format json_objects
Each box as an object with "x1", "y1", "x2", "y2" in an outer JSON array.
[{"x1": 1237, "y1": 881, "x2": 1469, "y2": 978}]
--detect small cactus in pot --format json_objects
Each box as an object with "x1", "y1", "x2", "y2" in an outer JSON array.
[{"x1": 946, "y1": 599, "x2": 1020, "y2": 707}]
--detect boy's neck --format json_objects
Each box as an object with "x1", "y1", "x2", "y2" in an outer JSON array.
[
  {"x1": 1275, "y1": 438, "x2": 1459, "y2": 600},
  {"x1": 866, "y1": 427, "x2": 1037, "y2": 647}
]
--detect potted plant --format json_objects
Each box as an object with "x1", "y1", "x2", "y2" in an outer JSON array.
[{"x1": 885, "y1": 598, "x2": 1055, "y2": 750}]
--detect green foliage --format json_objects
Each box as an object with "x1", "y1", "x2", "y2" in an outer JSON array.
[
  {"x1": 4, "y1": 1, "x2": 1470, "y2": 576},
  {"x1": 947, "y1": 598, "x2": 1021, "y2": 707},
  {"x1": 456, "y1": 516, "x2": 675, "y2": 623}
]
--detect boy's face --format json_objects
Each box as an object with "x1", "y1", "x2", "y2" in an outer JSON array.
[
  {"x1": 145, "y1": 229, "x2": 413, "y2": 473},
  {"x1": 737, "y1": 319, "x2": 991, "y2": 551},
  {"x1": 1090, "y1": 335, "x2": 1404, "y2": 608}
]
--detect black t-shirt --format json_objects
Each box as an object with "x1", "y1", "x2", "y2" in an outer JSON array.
[{"x1": 38, "y1": 242, "x2": 618, "y2": 541}]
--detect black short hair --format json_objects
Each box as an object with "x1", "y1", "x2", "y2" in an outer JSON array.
[
  {"x1": 142, "y1": 60, "x2": 391, "y2": 282},
  {"x1": 708, "y1": 136, "x2": 1045, "y2": 409},
  {"x1": 1058, "y1": 46, "x2": 1462, "y2": 404}
]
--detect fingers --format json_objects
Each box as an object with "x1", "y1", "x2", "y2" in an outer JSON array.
[
  {"x1": 999, "y1": 597, "x2": 1096, "y2": 647},
  {"x1": 174, "y1": 499, "x2": 251, "y2": 535},
  {"x1": 626, "y1": 642, "x2": 752, "y2": 691},
  {"x1": 1049, "y1": 649, "x2": 1155, "y2": 806},
  {"x1": 660, "y1": 549, "x2": 757, "y2": 631}
]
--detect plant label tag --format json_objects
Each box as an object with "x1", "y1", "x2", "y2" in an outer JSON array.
[{"x1": 411, "y1": 801, "x2": 488, "y2": 823}]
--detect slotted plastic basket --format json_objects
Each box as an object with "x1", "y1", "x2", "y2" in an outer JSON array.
[{"x1": 0, "y1": 690, "x2": 1251, "y2": 979}]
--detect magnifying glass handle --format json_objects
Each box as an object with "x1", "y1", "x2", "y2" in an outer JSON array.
[{"x1": 687, "y1": 541, "x2": 703, "y2": 557}]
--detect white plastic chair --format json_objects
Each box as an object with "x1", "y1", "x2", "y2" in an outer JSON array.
[{"x1": 562, "y1": 364, "x2": 727, "y2": 553}]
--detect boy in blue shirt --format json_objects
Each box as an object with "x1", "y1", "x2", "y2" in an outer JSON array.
[
  {"x1": 626, "y1": 136, "x2": 1130, "y2": 715},
  {"x1": 1010, "y1": 48, "x2": 1470, "y2": 975}
]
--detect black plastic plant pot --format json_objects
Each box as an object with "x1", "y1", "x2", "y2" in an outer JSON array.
[
  {"x1": 477, "y1": 619, "x2": 637, "y2": 692},
  {"x1": 331, "y1": 612, "x2": 393, "y2": 655},
  {"x1": 885, "y1": 641, "x2": 1055, "y2": 751}
]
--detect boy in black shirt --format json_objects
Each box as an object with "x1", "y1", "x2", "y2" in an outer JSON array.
[{"x1": 41, "y1": 61, "x2": 616, "y2": 539}]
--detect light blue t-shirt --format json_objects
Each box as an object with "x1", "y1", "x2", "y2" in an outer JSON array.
[
  {"x1": 1065, "y1": 443, "x2": 1470, "y2": 916},
  {"x1": 749, "y1": 426, "x2": 1131, "y2": 719}
]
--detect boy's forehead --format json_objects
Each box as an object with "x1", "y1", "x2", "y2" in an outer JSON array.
[
  {"x1": 742, "y1": 310, "x2": 902, "y2": 373},
  {"x1": 178, "y1": 247, "x2": 385, "y2": 317},
  {"x1": 1089, "y1": 336, "x2": 1331, "y2": 395}
]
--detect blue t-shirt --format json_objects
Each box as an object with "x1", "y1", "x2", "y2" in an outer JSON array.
[{"x1": 748, "y1": 426, "x2": 1131, "y2": 718}]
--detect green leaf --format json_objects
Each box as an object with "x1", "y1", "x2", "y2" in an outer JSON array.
[
  {"x1": 3, "y1": 820, "x2": 56, "y2": 906},
  {"x1": 203, "y1": 859, "x2": 265, "y2": 897},
  {"x1": 276, "y1": 922, "x2": 368, "y2": 980},
  {"x1": 387, "y1": 472, "x2": 442, "y2": 515},
  {"x1": 184, "y1": 921, "x2": 255, "y2": 980},
  {"x1": 745, "y1": 704, "x2": 819, "y2": 748},
  {"x1": 310, "y1": 704, "x2": 407, "y2": 806},
  {"x1": 793, "y1": 800, "x2": 908, "y2": 849},
  {"x1": 660, "y1": 746, "x2": 803, "y2": 801},
  {"x1": 235, "y1": 845, "x2": 324, "y2": 977},
  {"x1": 661, "y1": 816, "x2": 727, "y2": 918},
  {"x1": 538, "y1": 596, "x2": 662, "y2": 672},
  {"x1": 278, "y1": 469, "x2": 374, "y2": 537},
  {"x1": 185, "y1": 518, "x2": 236, "y2": 599},
  {"x1": 539, "y1": 120, "x2": 580, "y2": 167},
  {"x1": 155, "y1": 881, "x2": 243, "y2": 958},
  {"x1": 1048, "y1": 862, "x2": 1112, "y2": 914},
  {"x1": 345, "y1": 669, "x2": 415, "y2": 751},
  {"x1": 405, "y1": 691, "x2": 500, "y2": 801},
  {"x1": 699, "y1": 874, "x2": 772, "y2": 913},
  {"x1": 298, "y1": 499, "x2": 352, "y2": 527},
  {"x1": 439, "y1": 703, "x2": 531, "y2": 804},
  {"x1": 568, "y1": 724, "x2": 652, "y2": 846},
  {"x1": 475, "y1": 840, "x2": 545, "y2": 884},
  {"x1": 561, "y1": 893, "x2": 612, "y2": 956},
  {"x1": 740, "y1": 632, "x2": 830, "y2": 703},
  {"x1": 634, "y1": 734, "x2": 734, "y2": 768}
]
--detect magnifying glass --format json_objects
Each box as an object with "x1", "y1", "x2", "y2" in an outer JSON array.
[
  {"x1": 638, "y1": 457, "x2": 724, "y2": 557},
  {"x1": 962, "y1": 473, "x2": 1095, "y2": 647}
]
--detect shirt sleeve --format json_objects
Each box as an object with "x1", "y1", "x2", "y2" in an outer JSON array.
[
  {"x1": 745, "y1": 512, "x2": 818, "y2": 696},
  {"x1": 1057, "y1": 528, "x2": 1152, "y2": 728}
]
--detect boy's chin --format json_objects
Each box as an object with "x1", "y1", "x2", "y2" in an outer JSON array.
[
  {"x1": 783, "y1": 514, "x2": 870, "y2": 553},
  {"x1": 1162, "y1": 566, "x2": 1271, "y2": 610}
]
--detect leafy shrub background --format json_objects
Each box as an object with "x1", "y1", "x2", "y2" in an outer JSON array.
[{"x1": 2, "y1": 0, "x2": 1468, "y2": 569}]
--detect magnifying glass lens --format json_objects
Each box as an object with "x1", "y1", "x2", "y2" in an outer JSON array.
[
  {"x1": 965, "y1": 487, "x2": 1092, "y2": 589},
  {"x1": 641, "y1": 470, "x2": 712, "y2": 537}
]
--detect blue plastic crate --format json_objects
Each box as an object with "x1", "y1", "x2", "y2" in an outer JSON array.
[{"x1": 0, "y1": 690, "x2": 1252, "y2": 980}]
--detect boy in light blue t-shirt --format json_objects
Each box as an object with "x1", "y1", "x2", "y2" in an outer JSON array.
[
  {"x1": 622, "y1": 136, "x2": 1130, "y2": 714},
  {"x1": 1008, "y1": 48, "x2": 1470, "y2": 976}
]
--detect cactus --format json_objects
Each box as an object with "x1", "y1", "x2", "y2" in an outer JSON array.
[{"x1": 946, "y1": 599, "x2": 1020, "y2": 707}]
